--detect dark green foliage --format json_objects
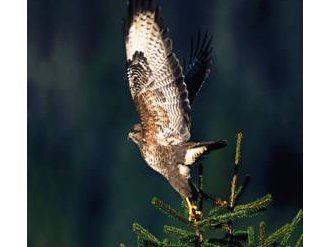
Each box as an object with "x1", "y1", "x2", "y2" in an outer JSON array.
[
  {"x1": 163, "y1": 225, "x2": 195, "y2": 241},
  {"x1": 264, "y1": 223, "x2": 290, "y2": 247},
  {"x1": 198, "y1": 194, "x2": 272, "y2": 229},
  {"x1": 247, "y1": 226, "x2": 255, "y2": 246},
  {"x1": 202, "y1": 243, "x2": 223, "y2": 247},
  {"x1": 132, "y1": 223, "x2": 161, "y2": 246},
  {"x1": 280, "y1": 210, "x2": 303, "y2": 245},
  {"x1": 127, "y1": 132, "x2": 302, "y2": 246},
  {"x1": 294, "y1": 234, "x2": 303, "y2": 247},
  {"x1": 152, "y1": 197, "x2": 190, "y2": 224},
  {"x1": 264, "y1": 210, "x2": 303, "y2": 247}
]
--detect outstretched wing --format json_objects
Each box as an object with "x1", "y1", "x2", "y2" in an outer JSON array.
[
  {"x1": 124, "y1": 0, "x2": 191, "y2": 145},
  {"x1": 184, "y1": 31, "x2": 213, "y2": 104}
]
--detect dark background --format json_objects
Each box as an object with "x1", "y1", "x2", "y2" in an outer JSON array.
[{"x1": 28, "y1": 0, "x2": 302, "y2": 246}]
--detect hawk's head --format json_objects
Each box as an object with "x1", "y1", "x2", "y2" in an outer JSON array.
[{"x1": 128, "y1": 123, "x2": 143, "y2": 146}]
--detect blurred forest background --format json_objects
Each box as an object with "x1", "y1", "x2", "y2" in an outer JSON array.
[{"x1": 28, "y1": 0, "x2": 302, "y2": 246}]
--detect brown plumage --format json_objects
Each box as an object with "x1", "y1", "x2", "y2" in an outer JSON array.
[{"x1": 125, "y1": 0, "x2": 226, "y2": 200}]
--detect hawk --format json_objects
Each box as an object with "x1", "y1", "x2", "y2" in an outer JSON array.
[{"x1": 124, "y1": 0, "x2": 226, "y2": 220}]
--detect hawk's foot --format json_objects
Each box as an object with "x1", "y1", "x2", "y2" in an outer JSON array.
[{"x1": 185, "y1": 197, "x2": 203, "y2": 222}]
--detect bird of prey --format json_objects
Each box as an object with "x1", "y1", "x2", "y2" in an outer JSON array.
[{"x1": 124, "y1": 0, "x2": 226, "y2": 221}]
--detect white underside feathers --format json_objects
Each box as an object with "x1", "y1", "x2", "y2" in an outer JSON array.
[
  {"x1": 178, "y1": 164, "x2": 190, "y2": 179},
  {"x1": 184, "y1": 146, "x2": 207, "y2": 165}
]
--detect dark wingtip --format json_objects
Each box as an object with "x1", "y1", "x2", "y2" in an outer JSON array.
[
  {"x1": 206, "y1": 140, "x2": 227, "y2": 151},
  {"x1": 184, "y1": 29, "x2": 214, "y2": 104},
  {"x1": 214, "y1": 140, "x2": 227, "y2": 149}
]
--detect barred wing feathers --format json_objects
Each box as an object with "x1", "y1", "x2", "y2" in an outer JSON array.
[{"x1": 125, "y1": 0, "x2": 191, "y2": 145}]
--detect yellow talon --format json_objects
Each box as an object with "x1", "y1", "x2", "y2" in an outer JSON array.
[{"x1": 185, "y1": 197, "x2": 202, "y2": 222}]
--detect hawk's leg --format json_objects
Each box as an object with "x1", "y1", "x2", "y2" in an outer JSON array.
[{"x1": 185, "y1": 197, "x2": 202, "y2": 222}]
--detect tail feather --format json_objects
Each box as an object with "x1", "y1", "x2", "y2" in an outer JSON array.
[
  {"x1": 195, "y1": 140, "x2": 227, "y2": 151},
  {"x1": 183, "y1": 140, "x2": 227, "y2": 165}
]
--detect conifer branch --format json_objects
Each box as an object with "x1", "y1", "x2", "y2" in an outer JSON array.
[
  {"x1": 229, "y1": 131, "x2": 243, "y2": 209},
  {"x1": 132, "y1": 223, "x2": 161, "y2": 246},
  {"x1": 247, "y1": 225, "x2": 255, "y2": 246},
  {"x1": 137, "y1": 236, "x2": 144, "y2": 247},
  {"x1": 281, "y1": 210, "x2": 303, "y2": 245},
  {"x1": 207, "y1": 238, "x2": 242, "y2": 246},
  {"x1": 232, "y1": 230, "x2": 248, "y2": 242},
  {"x1": 151, "y1": 197, "x2": 190, "y2": 224},
  {"x1": 161, "y1": 243, "x2": 187, "y2": 247},
  {"x1": 235, "y1": 132, "x2": 243, "y2": 166},
  {"x1": 164, "y1": 225, "x2": 201, "y2": 246},
  {"x1": 229, "y1": 169, "x2": 238, "y2": 209},
  {"x1": 202, "y1": 242, "x2": 223, "y2": 247},
  {"x1": 234, "y1": 175, "x2": 250, "y2": 204},
  {"x1": 197, "y1": 211, "x2": 236, "y2": 229},
  {"x1": 259, "y1": 221, "x2": 266, "y2": 247},
  {"x1": 227, "y1": 131, "x2": 244, "y2": 235},
  {"x1": 294, "y1": 233, "x2": 303, "y2": 247},
  {"x1": 233, "y1": 194, "x2": 272, "y2": 214},
  {"x1": 207, "y1": 205, "x2": 227, "y2": 218},
  {"x1": 198, "y1": 194, "x2": 271, "y2": 229},
  {"x1": 263, "y1": 210, "x2": 303, "y2": 246},
  {"x1": 264, "y1": 223, "x2": 291, "y2": 246},
  {"x1": 163, "y1": 225, "x2": 194, "y2": 241}
]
